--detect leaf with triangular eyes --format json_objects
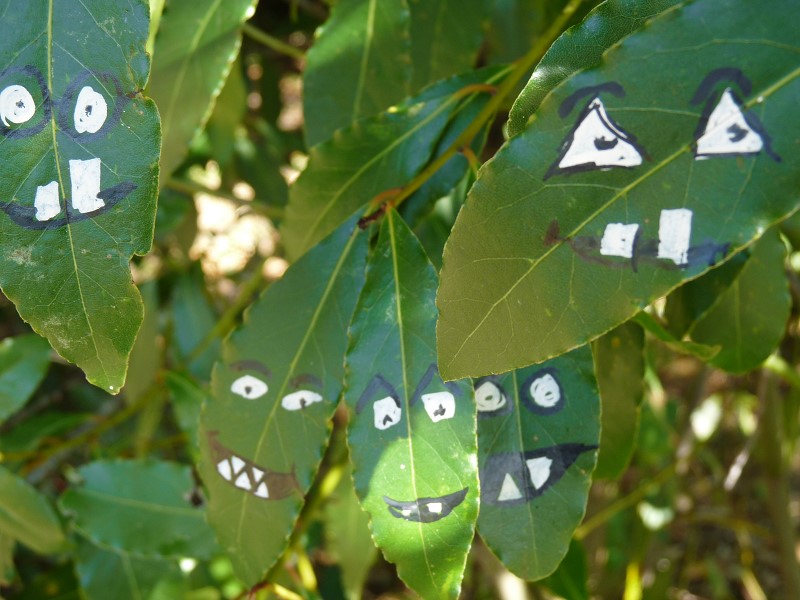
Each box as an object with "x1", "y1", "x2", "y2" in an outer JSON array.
[
  {"x1": 0, "y1": 1, "x2": 160, "y2": 393},
  {"x1": 475, "y1": 346, "x2": 599, "y2": 580},
  {"x1": 344, "y1": 210, "x2": 478, "y2": 600},
  {"x1": 437, "y1": 0, "x2": 800, "y2": 380},
  {"x1": 198, "y1": 215, "x2": 369, "y2": 585}
]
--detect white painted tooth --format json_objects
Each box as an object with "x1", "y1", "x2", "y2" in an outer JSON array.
[
  {"x1": 657, "y1": 208, "x2": 693, "y2": 265},
  {"x1": 254, "y1": 482, "x2": 269, "y2": 498},
  {"x1": 73, "y1": 86, "x2": 108, "y2": 134},
  {"x1": 216, "y1": 459, "x2": 232, "y2": 481},
  {"x1": 427, "y1": 502, "x2": 443, "y2": 514},
  {"x1": 497, "y1": 473, "x2": 523, "y2": 502},
  {"x1": 600, "y1": 223, "x2": 639, "y2": 258},
  {"x1": 230, "y1": 455, "x2": 246, "y2": 474},
  {"x1": 526, "y1": 457, "x2": 554, "y2": 490},
  {"x1": 34, "y1": 181, "x2": 60, "y2": 221},
  {"x1": 401, "y1": 509, "x2": 412, "y2": 517},
  {"x1": 69, "y1": 158, "x2": 104, "y2": 214},
  {"x1": 234, "y1": 472, "x2": 251, "y2": 491},
  {"x1": 251, "y1": 467, "x2": 264, "y2": 482}
]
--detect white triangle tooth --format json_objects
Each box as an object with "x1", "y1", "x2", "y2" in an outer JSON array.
[
  {"x1": 231, "y1": 455, "x2": 246, "y2": 474},
  {"x1": 216, "y1": 459, "x2": 232, "y2": 481},
  {"x1": 235, "y1": 471, "x2": 251, "y2": 490},
  {"x1": 254, "y1": 482, "x2": 269, "y2": 498}
]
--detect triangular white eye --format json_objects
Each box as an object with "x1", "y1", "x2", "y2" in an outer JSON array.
[
  {"x1": 231, "y1": 375, "x2": 268, "y2": 400},
  {"x1": 696, "y1": 88, "x2": 763, "y2": 159},
  {"x1": 550, "y1": 97, "x2": 643, "y2": 176}
]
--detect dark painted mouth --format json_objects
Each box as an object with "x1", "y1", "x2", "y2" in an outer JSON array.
[
  {"x1": 383, "y1": 487, "x2": 468, "y2": 523},
  {"x1": 1, "y1": 181, "x2": 137, "y2": 230},
  {"x1": 480, "y1": 443, "x2": 597, "y2": 507},
  {"x1": 207, "y1": 431, "x2": 300, "y2": 501}
]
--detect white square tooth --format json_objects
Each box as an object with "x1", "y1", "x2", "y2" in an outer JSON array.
[{"x1": 69, "y1": 158, "x2": 104, "y2": 214}]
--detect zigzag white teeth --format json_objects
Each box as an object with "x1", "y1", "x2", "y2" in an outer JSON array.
[
  {"x1": 235, "y1": 472, "x2": 251, "y2": 490},
  {"x1": 231, "y1": 455, "x2": 246, "y2": 474},
  {"x1": 254, "y1": 482, "x2": 269, "y2": 498},
  {"x1": 216, "y1": 459, "x2": 232, "y2": 481},
  {"x1": 252, "y1": 467, "x2": 264, "y2": 482},
  {"x1": 69, "y1": 158, "x2": 104, "y2": 214}
]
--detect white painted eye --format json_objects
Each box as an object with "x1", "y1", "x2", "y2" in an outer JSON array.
[
  {"x1": 696, "y1": 88, "x2": 763, "y2": 158},
  {"x1": 557, "y1": 97, "x2": 642, "y2": 171},
  {"x1": 475, "y1": 381, "x2": 506, "y2": 413},
  {"x1": 421, "y1": 391, "x2": 456, "y2": 423},
  {"x1": 231, "y1": 375, "x2": 268, "y2": 400},
  {"x1": 281, "y1": 390, "x2": 323, "y2": 411},
  {"x1": 373, "y1": 396, "x2": 402, "y2": 430},
  {"x1": 0, "y1": 85, "x2": 35, "y2": 125},
  {"x1": 529, "y1": 373, "x2": 561, "y2": 408},
  {"x1": 73, "y1": 85, "x2": 108, "y2": 133}
]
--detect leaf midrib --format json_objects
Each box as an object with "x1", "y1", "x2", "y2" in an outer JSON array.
[
  {"x1": 352, "y1": 0, "x2": 377, "y2": 121},
  {"x1": 71, "y1": 487, "x2": 202, "y2": 518},
  {"x1": 446, "y1": 64, "x2": 800, "y2": 371}
]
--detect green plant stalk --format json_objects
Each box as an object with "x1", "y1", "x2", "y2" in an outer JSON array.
[
  {"x1": 387, "y1": 0, "x2": 587, "y2": 211},
  {"x1": 242, "y1": 22, "x2": 305, "y2": 60}
]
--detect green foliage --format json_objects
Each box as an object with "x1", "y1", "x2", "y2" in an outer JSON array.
[{"x1": 1, "y1": 0, "x2": 800, "y2": 599}]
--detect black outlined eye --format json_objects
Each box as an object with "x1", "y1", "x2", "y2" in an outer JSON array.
[
  {"x1": 231, "y1": 375, "x2": 268, "y2": 400},
  {"x1": 0, "y1": 85, "x2": 35, "y2": 125},
  {"x1": 73, "y1": 85, "x2": 108, "y2": 133},
  {"x1": 521, "y1": 368, "x2": 564, "y2": 415},
  {"x1": 474, "y1": 378, "x2": 511, "y2": 417},
  {"x1": 695, "y1": 88, "x2": 764, "y2": 158},
  {"x1": 356, "y1": 374, "x2": 402, "y2": 430}
]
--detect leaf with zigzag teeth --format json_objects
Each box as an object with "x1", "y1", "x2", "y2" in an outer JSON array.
[{"x1": 0, "y1": 0, "x2": 160, "y2": 393}]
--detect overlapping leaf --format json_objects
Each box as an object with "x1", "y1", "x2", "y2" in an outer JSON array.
[
  {"x1": 148, "y1": 0, "x2": 256, "y2": 178},
  {"x1": 0, "y1": 1, "x2": 160, "y2": 392},
  {"x1": 59, "y1": 459, "x2": 217, "y2": 559},
  {"x1": 475, "y1": 347, "x2": 598, "y2": 579},
  {"x1": 303, "y1": 0, "x2": 411, "y2": 147},
  {"x1": 0, "y1": 466, "x2": 65, "y2": 555},
  {"x1": 507, "y1": 0, "x2": 682, "y2": 136},
  {"x1": 592, "y1": 321, "x2": 644, "y2": 480},
  {"x1": 344, "y1": 210, "x2": 477, "y2": 600},
  {"x1": 0, "y1": 334, "x2": 51, "y2": 423},
  {"x1": 199, "y1": 216, "x2": 368, "y2": 585},
  {"x1": 438, "y1": 0, "x2": 800, "y2": 379},
  {"x1": 283, "y1": 68, "x2": 505, "y2": 260}
]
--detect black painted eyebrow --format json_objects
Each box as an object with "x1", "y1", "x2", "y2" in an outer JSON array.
[
  {"x1": 410, "y1": 363, "x2": 461, "y2": 406},
  {"x1": 230, "y1": 359, "x2": 271, "y2": 378},
  {"x1": 558, "y1": 82, "x2": 625, "y2": 118},
  {"x1": 355, "y1": 374, "x2": 398, "y2": 414},
  {"x1": 289, "y1": 373, "x2": 322, "y2": 388},
  {"x1": 690, "y1": 67, "x2": 751, "y2": 106}
]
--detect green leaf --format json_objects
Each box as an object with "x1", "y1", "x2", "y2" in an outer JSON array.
[
  {"x1": 0, "y1": 1, "x2": 159, "y2": 393},
  {"x1": 592, "y1": 321, "x2": 644, "y2": 480},
  {"x1": 475, "y1": 346, "x2": 598, "y2": 580},
  {"x1": 0, "y1": 532, "x2": 15, "y2": 586},
  {"x1": 324, "y1": 461, "x2": 376, "y2": 600},
  {"x1": 148, "y1": 0, "x2": 256, "y2": 178},
  {"x1": 0, "y1": 465, "x2": 65, "y2": 555},
  {"x1": 283, "y1": 68, "x2": 505, "y2": 260},
  {"x1": 539, "y1": 539, "x2": 589, "y2": 600},
  {"x1": 125, "y1": 280, "x2": 161, "y2": 402},
  {"x1": 166, "y1": 371, "x2": 206, "y2": 460},
  {"x1": 408, "y1": 0, "x2": 488, "y2": 92},
  {"x1": 688, "y1": 229, "x2": 790, "y2": 373},
  {"x1": 198, "y1": 216, "x2": 368, "y2": 585},
  {"x1": 0, "y1": 334, "x2": 51, "y2": 424},
  {"x1": 437, "y1": 0, "x2": 800, "y2": 379},
  {"x1": 507, "y1": 0, "x2": 681, "y2": 137},
  {"x1": 73, "y1": 536, "x2": 181, "y2": 600},
  {"x1": 58, "y1": 459, "x2": 217, "y2": 559},
  {"x1": 171, "y1": 271, "x2": 220, "y2": 381},
  {"x1": 634, "y1": 312, "x2": 719, "y2": 361},
  {"x1": 344, "y1": 210, "x2": 478, "y2": 600},
  {"x1": 485, "y1": 0, "x2": 568, "y2": 65},
  {"x1": 303, "y1": 0, "x2": 411, "y2": 147}
]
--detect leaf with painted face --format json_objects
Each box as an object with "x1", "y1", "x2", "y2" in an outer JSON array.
[
  {"x1": 198, "y1": 215, "x2": 369, "y2": 585},
  {"x1": 437, "y1": 0, "x2": 800, "y2": 379},
  {"x1": 0, "y1": 1, "x2": 160, "y2": 393},
  {"x1": 344, "y1": 210, "x2": 478, "y2": 600},
  {"x1": 475, "y1": 346, "x2": 599, "y2": 580}
]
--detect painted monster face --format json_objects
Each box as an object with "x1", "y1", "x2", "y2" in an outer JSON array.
[{"x1": 0, "y1": 66, "x2": 136, "y2": 229}]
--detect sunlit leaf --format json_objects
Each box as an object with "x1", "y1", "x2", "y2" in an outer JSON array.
[
  {"x1": 475, "y1": 347, "x2": 598, "y2": 579},
  {"x1": 283, "y1": 68, "x2": 505, "y2": 260},
  {"x1": 0, "y1": 1, "x2": 160, "y2": 392},
  {"x1": 634, "y1": 312, "x2": 718, "y2": 361},
  {"x1": 59, "y1": 459, "x2": 217, "y2": 559},
  {"x1": 0, "y1": 334, "x2": 51, "y2": 424},
  {"x1": 688, "y1": 229, "x2": 790, "y2": 373},
  {"x1": 166, "y1": 370, "x2": 205, "y2": 460},
  {"x1": 507, "y1": 0, "x2": 681, "y2": 137},
  {"x1": 303, "y1": 0, "x2": 411, "y2": 147},
  {"x1": 125, "y1": 281, "x2": 160, "y2": 402},
  {"x1": 171, "y1": 271, "x2": 220, "y2": 382},
  {"x1": 0, "y1": 466, "x2": 65, "y2": 555},
  {"x1": 148, "y1": 0, "x2": 256, "y2": 178},
  {"x1": 485, "y1": 0, "x2": 569, "y2": 64},
  {"x1": 199, "y1": 216, "x2": 368, "y2": 585},
  {"x1": 592, "y1": 321, "x2": 644, "y2": 480},
  {"x1": 344, "y1": 210, "x2": 478, "y2": 599},
  {"x1": 0, "y1": 532, "x2": 14, "y2": 587},
  {"x1": 438, "y1": 0, "x2": 800, "y2": 379}
]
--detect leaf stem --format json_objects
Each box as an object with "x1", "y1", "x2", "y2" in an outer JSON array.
[{"x1": 242, "y1": 22, "x2": 305, "y2": 60}]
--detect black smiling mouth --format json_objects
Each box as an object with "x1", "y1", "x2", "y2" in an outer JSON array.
[
  {"x1": 383, "y1": 487, "x2": 469, "y2": 523},
  {"x1": 207, "y1": 431, "x2": 300, "y2": 501},
  {"x1": 1, "y1": 181, "x2": 137, "y2": 230}
]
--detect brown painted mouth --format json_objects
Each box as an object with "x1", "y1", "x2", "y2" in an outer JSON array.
[
  {"x1": 207, "y1": 431, "x2": 300, "y2": 501},
  {"x1": 383, "y1": 487, "x2": 469, "y2": 523}
]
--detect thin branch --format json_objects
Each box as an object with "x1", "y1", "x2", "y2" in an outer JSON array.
[{"x1": 242, "y1": 22, "x2": 305, "y2": 61}]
